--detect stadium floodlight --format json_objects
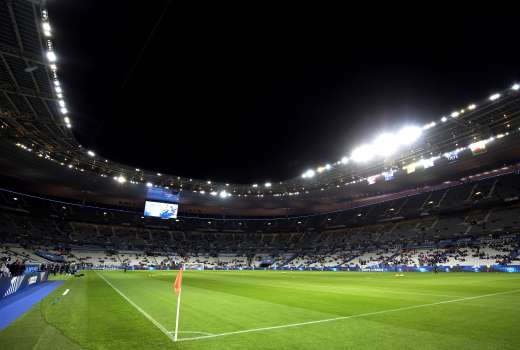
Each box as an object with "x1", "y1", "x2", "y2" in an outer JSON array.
[
  {"x1": 341, "y1": 157, "x2": 349, "y2": 165},
  {"x1": 441, "y1": 116, "x2": 447, "y2": 122},
  {"x1": 317, "y1": 166, "x2": 325, "y2": 173},
  {"x1": 55, "y1": 86, "x2": 62, "y2": 94},
  {"x1": 325, "y1": 164, "x2": 331, "y2": 170},
  {"x1": 252, "y1": 184, "x2": 258, "y2": 188},
  {"x1": 219, "y1": 190, "x2": 229, "y2": 198},
  {"x1": 60, "y1": 107, "x2": 68, "y2": 114},
  {"x1": 58, "y1": 100, "x2": 65, "y2": 108},
  {"x1": 265, "y1": 182, "x2": 271, "y2": 188},
  {"x1": 210, "y1": 191, "x2": 218, "y2": 196},
  {"x1": 87, "y1": 150, "x2": 95, "y2": 157},
  {"x1": 199, "y1": 190, "x2": 205, "y2": 194},
  {"x1": 489, "y1": 93, "x2": 500, "y2": 101},
  {"x1": 468, "y1": 104, "x2": 476, "y2": 110},
  {"x1": 397, "y1": 126, "x2": 422, "y2": 145},
  {"x1": 301, "y1": 169, "x2": 315, "y2": 179},
  {"x1": 451, "y1": 111, "x2": 459, "y2": 118},
  {"x1": 116, "y1": 175, "x2": 126, "y2": 184},
  {"x1": 146, "y1": 182, "x2": 153, "y2": 188},
  {"x1": 66, "y1": 123, "x2": 71, "y2": 128},
  {"x1": 351, "y1": 144, "x2": 375, "y2": 162},
  {"x1": 46, "y1": 51, "x2": 57, "y2": 62},
  {"x1": 64, "y1": 117, "x2": 70, "y2": 124},
  {"x1": 512, "y1": 83, "x2": 520, "y2": 91},
  {"x1": 373, "y1": 133, "x2": 398, "y2": 157},
  {"x1": 42, "y1": 22, "x2": 52, "y2": 37}
]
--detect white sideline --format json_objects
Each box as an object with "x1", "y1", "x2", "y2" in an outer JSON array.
[
  {"x1": 96, "y1": 272, "x2": 176, "y2": 343},
  {"x1": 62, "y1": 289, "x2": 70, "y2": 296},
  {"x1": 176, "y1": 288, "x2": 520, "y2": 342}
]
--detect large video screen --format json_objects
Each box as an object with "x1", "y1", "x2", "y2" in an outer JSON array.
[
  {"x1": 143, "y1": 201, "x2": 178, "y2": 219},
  {"x1": 146, "y1": 187, "x2": 180, "y2": 203}
]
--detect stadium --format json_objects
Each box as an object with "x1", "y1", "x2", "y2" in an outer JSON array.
[{"x1": 0, "y1": 2, "x2": 520, "y2": 349}]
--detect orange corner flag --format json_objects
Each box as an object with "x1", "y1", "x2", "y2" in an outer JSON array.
[{"x1": 174, "y1": 268, "x2": 183, "y2": 295}]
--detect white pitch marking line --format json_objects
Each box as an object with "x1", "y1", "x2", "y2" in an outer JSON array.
[
  {"x1": 62, "y1": 289, "x2": 70, "y2": 296},
  {"x1": 168, "y1": 331, "x2": 215, "y2": 336},
  {"x1": 177, "y1": 288, "x2": 520, "y2": 342},
  {"x1": 96, "y1": 272, "x2": 176, "y2": 343}
]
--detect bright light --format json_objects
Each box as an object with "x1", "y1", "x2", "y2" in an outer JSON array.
[
  {"x1": 60, "y1": 107, "x2": 68, "y2": 114},
  {"x1": 512, "y1": 84, "x2": 520, "y2": 91},
  {"x1": 146, "y1": 182, "x2": 153, "y2": 188},
  {"x1": 451, "y1": 111, "x2": 460, "y2": 118},
  {"x1": 116, "y1": 175, "x2": 126, "y2": 184},
  {"x1": 46, "y1": 51, "x2": 57, "y2": 62},
  {"x1": 252, "y1": 184, "x2": 258, "y2": 188},
  {"x1": 397, "y1": 126, "x2": 422, "y2": 145},
  {"x1": 210, "y1": 191, "x2": 218, "y2": 196},
  {"x1": 58, "y1": 100, "x2": 65, "y2": 108},
  {"x1": 265, "y1": 182, "x2": 271, "y2": 188},
  {"x1": 351, "y1": 144, "x2": 375, "y2": 162},
  {"x1": 373, "y1": 133, "x2": 398, "y2": 157},
  {"x1": 302, "y1": 169, "x2": 315, "y2": 179},
  {"x1": 325, "y1": 164, "x2": 331, "y2": 170},
  {"x1": 42, "y1": 22, "x2": 51, "y2": 36},
  {"x1": 317, "y1": 166, "x2": 325, "y2": 173},
  {"x1": 489, "y1": 93, "x2": 500, "y2": 101},
  {"x1": 468, "y1": 104, "x2": 476, "y2": 110},
  {"x1": 64, "y1": 117, "x2": 70, "y2": 124},
  {"x1": 441, "y1": 116, "x2": 447, "y2": 122},
  {"x1": 219, "y1": 190, "x2": 229, "y2": 198},
  {"x1": 87, "y1": 150, "x2": 95, "y2": 157},
  {"x1": 341, "y1": 157, "x2": 349, "y2": 165},
  {"x1": 66, "y1": 123, "x2": 71, "y2": 128}
]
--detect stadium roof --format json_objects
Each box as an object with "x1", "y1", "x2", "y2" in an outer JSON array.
[{"x1": 1, "y1": 1, "x2": 520, "y2": 204}]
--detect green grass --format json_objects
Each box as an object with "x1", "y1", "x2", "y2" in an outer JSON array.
[{"x1": 1, "y1": 270, "x2": 520, "y2": 350}]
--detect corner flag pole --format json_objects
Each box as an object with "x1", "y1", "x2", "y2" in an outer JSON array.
[{"x1": 173, "y1": 265, "x2": 184, "y2": 341}]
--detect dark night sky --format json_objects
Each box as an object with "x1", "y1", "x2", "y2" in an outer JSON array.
[{"x1": 46, "y1": 2, "x2": 520, "y2": 184}]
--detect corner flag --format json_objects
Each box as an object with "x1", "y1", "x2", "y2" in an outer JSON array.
[
  {"x1": 173, "y1": 267, "x2": 183, "y2": 341},
  {"x1": 174, "y1": 268, "x2": 183, "y2": 295}
]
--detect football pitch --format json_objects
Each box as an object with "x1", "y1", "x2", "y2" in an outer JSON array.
[{"x1": 1, "y1": 270, "x2": 520, "y2": 350}]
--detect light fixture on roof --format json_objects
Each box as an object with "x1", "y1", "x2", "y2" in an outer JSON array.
[
  {"x1": 489, "y1": 93, "x2": 500, "y2": 101},
  {"x1": 219, "y1": 190, "x2": 229, "y2": 198},
  {"x1": 373, "y1": 133, "x2": 398, "y2": 157},
  {"x1": 351, "y1": 144, "x2": 375, "y2": 162},
  {"x1": 60, "y1": 107, "x2": 68, "y2": 114},
  {"x1": 441, "y1": 116, "x2": 447, "y2": 122},
  {"x1": 252, "y1": 184, "x2": 258, "y2": 188},
  {"x1": 341, "y1": 157, "x2": 349, "y2": 165},
  {"x1": 146, "y1": 182, "x2": 153, "y2": 188},
  {"x1": 87, "y1": 150, "x2": 95, "y2": 157},
  {"x1": 467, "y1": 104, "x2": 476, "y2": 110},
  {"x1": 512, "y1": 83, "x2": 520, "y2": 91},
  {"x1": 265, "y1": 182, "x2": 271, "y2": 188},
  {"x1": 210, "y1": 191, "x2": 218, "y2": 196},
  {"x1": 397, "y1": 126, "x2": 422, "y2": 145},
  {"x1": 302, "y1": 169, "x2": 315, "y2": 179},
  {"x1": 46, "y1": 51, "x2": 57, "y2": 62},
  {"x1": 116, "y1": 175, "x2": 126, "y2": 184},
  {"x1": 42, "y1": 22, "x2": 52, "y2": 37},
  {"x1": 64, "y1": 117, "x2": 70, "y2": 124}
]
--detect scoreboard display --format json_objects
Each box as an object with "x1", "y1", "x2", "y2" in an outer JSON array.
[{"x1": 143, "y1": 187, "x2": 180, "y2": 219}]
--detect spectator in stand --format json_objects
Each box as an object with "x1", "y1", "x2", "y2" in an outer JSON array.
[{"x1": 1, "y1": 262, "x2": 11, "y2": 278}]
